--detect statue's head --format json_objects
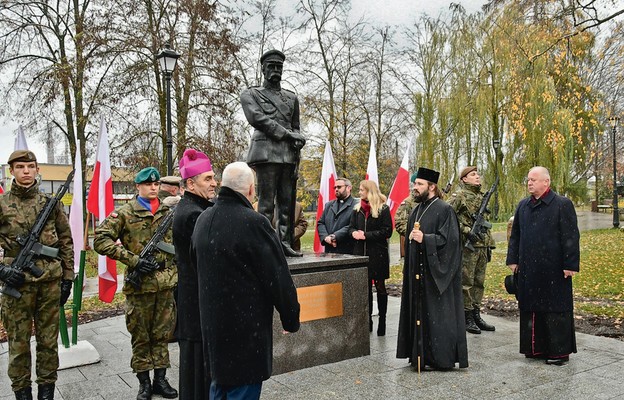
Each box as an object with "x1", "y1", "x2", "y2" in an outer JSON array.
[{"x1": 261, "y1": 49, "x2": 285, "y2": 83}]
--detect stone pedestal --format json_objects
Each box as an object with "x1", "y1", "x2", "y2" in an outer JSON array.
[{"x1": 272, "y1": 253, "x2": 369, "y2": 375}]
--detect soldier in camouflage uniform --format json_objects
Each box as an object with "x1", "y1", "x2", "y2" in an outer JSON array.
[
  {"x1": 449, "y1": 166, "x2": 496, "y2": 335},
  {"x1": 94, "y1": 167, "x2": 178, "y2": 400},
  {"x1": 0, "y1": 150, "x2": 74, "y2": 400},
  {"x1": 394, "y1": 173, "x2": 419, "y2": 258}
]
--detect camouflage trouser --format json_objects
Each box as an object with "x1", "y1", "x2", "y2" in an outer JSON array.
[
  {"x1": 0, "y1": 279, "x2": 61, "y2": 391},
  {"x1": 461, "y1": 246, "x2": 488, "y2": 311},
  {"x1": 125, "y1": 290, "x2": 176, "y2": 373}
]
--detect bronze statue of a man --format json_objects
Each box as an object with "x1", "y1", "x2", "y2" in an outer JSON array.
[{"x1": 241, "y1": 49, "x2": 306, "y2": 257}]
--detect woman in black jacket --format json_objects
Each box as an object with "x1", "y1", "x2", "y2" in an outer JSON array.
[{"x1": 349, "y1": 180, "x2": 392, "y2": 336}]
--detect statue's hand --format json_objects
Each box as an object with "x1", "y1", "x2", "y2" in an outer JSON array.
[{"x1": 288, "y1": 132, "x2": 306, "y2": 149}]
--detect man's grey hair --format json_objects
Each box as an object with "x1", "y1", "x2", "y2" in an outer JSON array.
[
  {"x1": 336, "y1": 177, "x2": 352, "y2": 187},
  {"x1": 222, "y1": 162, "x2": 254, "y2": 194},
  {"x1": 529, "y1": 166, "x2": 550, "y2": 180}
]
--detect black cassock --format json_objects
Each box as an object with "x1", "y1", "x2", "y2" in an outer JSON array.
[{"x1": 396, "y1": 197, "x2": 468, "y2": 369}]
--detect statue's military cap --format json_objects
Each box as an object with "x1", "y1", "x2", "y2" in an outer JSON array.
[
  {"x1": 160, "y1": 175, "x2": 181, "y2": 186},
  {"x1": 8, "y1": 150, "x2": 37, "y2": 164},
  {"x1": 260, "y1": 49, "x2": 286, "y2": 64},
  {"x1": 135, "y1": 167, "x2": 161, "y2": 184}
]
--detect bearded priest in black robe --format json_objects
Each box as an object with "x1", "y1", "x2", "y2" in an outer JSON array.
[{"x1": 396, "y1": 167, "x2": 469, "y2": 371}]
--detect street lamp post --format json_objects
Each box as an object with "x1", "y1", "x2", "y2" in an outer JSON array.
[
  {"x1": 609, "y1": 116, "x2": 620, "y2": 228},
  {"x1": 492, "y1": 137, "x2": 501, "y2": 221},
  {"x1": 156, "y1": 44, "x2": 180, "y2": 175}
]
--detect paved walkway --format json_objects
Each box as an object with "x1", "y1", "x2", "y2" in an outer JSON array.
[{"x1": 2, "y1": 296, "x2": 623, "y2": 399}]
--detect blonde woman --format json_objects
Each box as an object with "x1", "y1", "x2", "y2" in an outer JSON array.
[{"x1": 349, "y1": 180, "x2": 392, "y2": 336}]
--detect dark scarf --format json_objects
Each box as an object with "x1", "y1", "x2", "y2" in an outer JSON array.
[{"x1": 360, "y1": 199, "x2": 371, "y2": 218}]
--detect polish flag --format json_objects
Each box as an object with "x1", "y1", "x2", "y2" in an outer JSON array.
[
  {"x1": 14, "y1": 126, "x2": 29, "y2": 150},
  {"x1": 69, "y1": 138, "x2": 84, "y2": 273},
  {"x1": 87, "y1": 117, "x2": 117, "y2": 303},
  {"x1": 365, "y1": 140, "x2": 379, "y2": 185},
  {"x1": 313, "y1": 140, "x2": 337, "y2": 253},
  {"x1": 386, "y1": 139, "x2": 412, "y2": 227}
]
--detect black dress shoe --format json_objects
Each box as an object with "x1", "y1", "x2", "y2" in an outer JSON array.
[{"x1": 545, "y1": 356, "x2": 569, "y2": 365}]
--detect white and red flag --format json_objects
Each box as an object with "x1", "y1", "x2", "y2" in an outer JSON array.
[
  {"x1": 313, "y1": 140, "x2": 337, "y2": 253},
  {"x1": 365, "y1": 140, "x2": 379, "y2": 185},
  {"x1": 87, "y1": 117, "x2": 117, "y2": 303},
  {"x1": 386, "y1": 139, "x2": 412, "y2": 227},
  {"x1": 14, "y1": 126, "x2": 29, "y2": 151},
  {"x1": 69, "y1": 138, "x2": 84, "y2": 273}
]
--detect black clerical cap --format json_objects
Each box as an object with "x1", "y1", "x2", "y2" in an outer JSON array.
[
  {"x1": 504, "y1": 274, "x2": 518, "y2": 295},
  {"x1": 415, "y1": 167, "x2": 440, "y2": 184}
]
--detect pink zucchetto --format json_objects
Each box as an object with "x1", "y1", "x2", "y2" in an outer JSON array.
[{"x1": 179, "y1": 148, "x2": 213, "y2": 179}]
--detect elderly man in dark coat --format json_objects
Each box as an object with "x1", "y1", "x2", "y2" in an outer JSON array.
[
  {"x1": 506, "y1": 166, "x2": 580, "y2": 366},
  {"x1": 396, "y1": 167, "x2": 468, "y2": 372},
  {"x1": 172, "y1": 149, "x2": 217, "y2": 400},
  {"x1": 191, "y1": 162, "x2": 300, "y2": 400}
]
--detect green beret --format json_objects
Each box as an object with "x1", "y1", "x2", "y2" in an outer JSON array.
[
  {"x1": 261, "y1": 49, "x2": 285, "y2": 64},
  {"x1": 135, "y1": 167, "x2": 160, "y2": 184},
  {"x1": 410, "y1": 172, "x2": 418, "y2": 183},
  {"x1": 8, "y1": 150, "x2": 37, "y2": 164}
]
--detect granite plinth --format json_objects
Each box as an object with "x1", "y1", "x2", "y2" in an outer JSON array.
[{"x1": 272, "y1": 253, "x2": 370, "y2": 375}]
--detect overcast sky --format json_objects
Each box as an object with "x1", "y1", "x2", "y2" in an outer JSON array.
[{"x1": 0, "y1": 0, "x2": 487, "y2": 165}]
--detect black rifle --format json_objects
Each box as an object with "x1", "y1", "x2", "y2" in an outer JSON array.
[
  {"x1": 125, "y1": 208, "x2": 176, "y2": 290},
  {"x1": 443, "y1": 171, "x2": 456, "y2": 194},
  {"x1": 1, "y1": 170, "x2": 75, "y2": 299},
  {"x1": 465, "y1": 175, "x2": 499, "y2": 251}
]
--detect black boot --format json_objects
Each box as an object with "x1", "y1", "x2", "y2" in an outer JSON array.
[
  {"x1": 153, "y1": 368, "x2": 178, "y2": 398},
  {"x1": 465, "y1": 310, "x2": 481, "y2": 334},
  {"x1": 37, "y1": 384, "x2": 54, "y2": 400},
  {"x1": 136, "y1": 371, "x2": 152, "y2": 400},
  {"x1": 15, "y1": 387, "x2": 32, "y2": 400},
  {"x1": 473, "y1": 306, "x2": 495, "y2": 331},
  {"x1": 377, "y1": 293, "x2": 388, "y2": 336}
]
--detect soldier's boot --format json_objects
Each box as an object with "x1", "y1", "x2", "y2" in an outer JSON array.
[
  {"x1": 136, "y1": 371, "x2": 152, "y2": 400},
  {"x1": 377, "y1": 293, "x2": 388, "y2": 337},
  {"x1": 152, "y1": 369, "x2": 178, "y2": 399},
  {"x1": 465, "y1": 310, "x2": 481, "y2": 334},
  {"x1": 473, "y1": 306, "x2": 495, "y2": 331},
  {"x1": 14, "y1": 387, "x2": 32, "y2": 400},
  {"x1": 36, "y1": 384, "x2": 54, "y2": 400}
]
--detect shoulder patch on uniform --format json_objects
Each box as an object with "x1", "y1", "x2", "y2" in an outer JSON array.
[
  {"x1": 451, "y1": 193, "x2": 457, "y2": 197},
  {"x1": 110, "y1": 212, "x2": 118, "y2": 218},
  {"x1": 400, "y1": 201, "x2": 406, "y2": 205}
]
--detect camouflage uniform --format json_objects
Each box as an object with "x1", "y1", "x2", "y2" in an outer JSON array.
[
  {"x1": 0, "y1": 180, "x2": 74, "y2": 392},
  {"x1": 449, "y1": 182, "x2": 495, "y2": 311},
  {"x1": 395, "y1": 195, "x2": 418, "y2": 237},
  {"x1": 93, "y1": 200, "x2": 176, "y2": 373}
]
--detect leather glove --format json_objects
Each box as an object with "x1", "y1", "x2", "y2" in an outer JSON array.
[
  {"x1": 60, "y1": 279, "x2": 73, "y2": 306},
  {"x1": 0, "y1": 264, "x2": 26, "y2": 287},
  {"x1": 136, "y1": 258, "x2": 159, "y2": 274}
]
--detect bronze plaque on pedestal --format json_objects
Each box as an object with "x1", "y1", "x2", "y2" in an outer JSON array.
[{"x1": 297, "y1": 282, "x2": 343, "y2": 323}]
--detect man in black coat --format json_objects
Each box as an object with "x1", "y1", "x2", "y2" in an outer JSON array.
[
  {"x1": 191, "y1": 162, "x2": 300, "y2": 400},
  {"x1": 506, "y1": 166, "x2": 580, "y2": 366},
  {"x1": 396, "y1": 167, "x2": 468, "y2": 372},
  {"x1": 317, "y1": 177, "x2": 357, "y2": 254},
  {"x1": 172, "y1": 148, "x2": 217, "y2": 400},
  {"x1": 240, "y1": 49, "x2": 306, "y2": 257}
]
